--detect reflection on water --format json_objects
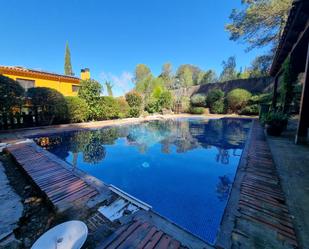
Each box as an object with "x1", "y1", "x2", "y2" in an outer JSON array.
[
  {"x1": 34, "y1": 118, "x2": 251, "y2": 244},
  {"x1": 35, "y1": 118, "x2": 250, "y2": 166}
]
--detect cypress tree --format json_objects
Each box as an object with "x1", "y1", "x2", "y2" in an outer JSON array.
[{"x1": 64, "y1": 42, "x2": 74, "y2": 76}]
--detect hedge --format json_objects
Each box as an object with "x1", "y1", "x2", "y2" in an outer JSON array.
[
  {"x1": 206, "y1": 89, "x2": 225, "y2": 114},
  {"x1": 27, "y1": 87, "x2": 67, "y2": 124},
  {"x1": 226, "y1": 88, "x2": 252, "y2": 113},
  {"x1": 189, "y1": 107, "x2": 204, "y2": 114},
  {"x1": 65, "y1": 96, "x2": 88, "y2": 123},
  {"x1": 190, "y1": 94, "x2": 206, "y2": 107},
  {"x1": 98, "y1": 96, "x2": 120, "y2": 120}
]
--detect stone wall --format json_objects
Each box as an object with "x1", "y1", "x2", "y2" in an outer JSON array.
[{"x1": 172, "y1": 77, "x2": 273, "y2": 97}]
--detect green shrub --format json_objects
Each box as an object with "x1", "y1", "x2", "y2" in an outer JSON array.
[
  {"x1": 261, "y1": 111, "x2": 288, "y2": 126},
  {"x1": 78, "y1": 79, "x2": 102, "y2": 120},
  {"x1": 129, "y1": 107, "x2": 141, "y2": 117},
  {"x1": 190, "y1": 94, "x2": 206, "y2": 107},
  {"x1": 145, "y1": 97, "x2": 160, "y2": 113},
  {"x1": 0, "y1": 75, "x2": 25, "y2": 114},
  {"x1": 158, "y1": 91, "x2": 173, "y2": 109},
  {"x1": 206, "y1": 89, "x2": 225, "y2": 114},
  {"x1": 249, "y1": 93, "x2": 272, "y2": 105},
  {"x1": 210, "y1": 99, "x2": 225, "y2": 114},
  {"x1": 226, "y1": 88, "x2": 252, "y2": 113},
  {"x1": 239, "y1": 104, "x2": 259, "y2": 115},
  {"x1": 65, "y1": 97, "x2": 88, "y2": 123},
  {"x1": 206, "y1": 88, "x2": 224, "y2": 106},
  {"x1": 189, "y1": 107, "x2": 204, "y2": 114},
  {"x1": 98, "y1": 96, "x2": 120, "y2": 120},
  {"x1": 125, "y1": 91, "x2": 143, "y2": 108},
  {"x1": 27, "y1": 87, "x2": 67, "y2": 124},
  {"x1": 117, "y1": 97, "x2": 130, "y2": 118},
  {"x1": 180, "y1": 96, "x2": 191, "y2": 113}
]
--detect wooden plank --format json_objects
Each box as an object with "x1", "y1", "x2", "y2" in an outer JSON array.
[
  {"x1": 7, "y1": 143, "x2": 98, "y2": 212},
  {"x1": 136, "y1": 226, "x2": 158, "y2": 249},
  {"x1": 117, "y1": 222, "x2": 150, "y2": 249},
  {"x1": 144, "y1": 231, "x2": 164, "y2": 249},
  {"x1": 154, "y1": 235, "x2": 172, "y2": 249},
  {"x1": 106, "y1": 221, "x2": 142, "y2": 249},
  {"x1": 168, "y1": 240, "x2": 180, "y2": 249},
  {"x1": 97, "y1": 223, "x2": 132, "y2": 248}
]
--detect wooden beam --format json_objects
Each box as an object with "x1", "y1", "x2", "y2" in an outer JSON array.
[{"x1": 295, "y1": 42, "x2": 309, "y2": 144}]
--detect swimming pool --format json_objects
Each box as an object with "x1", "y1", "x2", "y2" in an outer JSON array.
[{"x1": 34, "y1": 118, "x2": 251, "y2": 244}]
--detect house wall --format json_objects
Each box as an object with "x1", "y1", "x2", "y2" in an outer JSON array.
[{"x1": 1, "y1": 73, "x2": 80, "y2": 96}]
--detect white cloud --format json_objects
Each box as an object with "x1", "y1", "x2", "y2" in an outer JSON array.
[{"x1": 100, "y1": 71, "x2": 134, "y2": 97}]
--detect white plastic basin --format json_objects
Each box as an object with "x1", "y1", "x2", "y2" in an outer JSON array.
[{"x1": 31, "y1": 220, "x2": 88, "y2": 249}]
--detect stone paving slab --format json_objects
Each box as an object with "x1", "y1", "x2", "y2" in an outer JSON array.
[{"x1": 0, "y1": 162, "x2": 23, "y2": 244}]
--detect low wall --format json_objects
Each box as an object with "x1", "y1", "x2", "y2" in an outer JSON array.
[{"x1": 173, "y1": 77, "x2": 273, "y2": 97}]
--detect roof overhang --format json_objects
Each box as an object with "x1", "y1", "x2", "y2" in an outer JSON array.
[{"x1": 270, "y1": 0, "x2": 309, "y2": 76}]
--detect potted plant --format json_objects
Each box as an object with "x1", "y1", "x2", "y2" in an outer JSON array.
[{"x1": 263, "y1": 111, "x2": 288, "y2": 136}]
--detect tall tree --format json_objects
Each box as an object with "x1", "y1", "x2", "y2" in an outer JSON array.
[
  {"x1": 226, "y1": 0, "x2": 292, "y2": 52},
  {"x1": 200, "y1": 70, "x2": 218, "y2": 84},
  {"x1": 176, "y1": 64, "x2": 202, "y2": 85},
  {"x1": 134, "y1": 64, "x2": 152, "y2": 83},
  {"x1": 180, "y1": 67, "x2": 193, "y2": 88},
  {"x1": 220, "y1": 56, "x2": 238, "y2": 82},
  {"x1": 248, "y1": 55, "x2": 273, "y2": 77},
  {"x1": 105, "y1": 81, "x2": 113, "y2": 97},
  {"x1": 160, "y1": 62, "x2": 173, "y2": 89},
  {"x1": 64, "y1": 42, "x2": 74, "y2": 76}
]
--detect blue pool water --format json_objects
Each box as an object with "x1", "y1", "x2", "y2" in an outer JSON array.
[{"x1": 34, "y1": 118, "x2": 251, "y2": 244}]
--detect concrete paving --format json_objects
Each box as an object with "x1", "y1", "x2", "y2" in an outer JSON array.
[
  {"x1": 0, "y1": 162, "x2": 23, "y2": 246},
  {"x1": 267, "y1": 133, "x2": 309, "y2": 249}
]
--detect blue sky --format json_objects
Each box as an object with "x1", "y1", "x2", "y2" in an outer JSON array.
[{"x1": 0, "y1": 0, "x2": 266, "y2": 96}]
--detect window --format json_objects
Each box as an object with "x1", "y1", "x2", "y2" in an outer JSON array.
[
  {"x1": 72, "y1": 85, "x2": 80, "y2": 92},
  {"x1": 16, "y1": 78, "x2": 35, "y2": 91}
]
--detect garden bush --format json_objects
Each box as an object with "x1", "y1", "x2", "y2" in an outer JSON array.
[
  {"x1": 206, "y1": 88, "x2": 224, "y2": 107},
  {"x1": 226, "y1": 88, "x2": 252, "y2": 113},
  {"x1": 0, "y1": 75, "x2": 24, "y2": 114},
  {"x1": 190, "y1": 94, "x2": 206, "y2": 107},
  {"x1": 239, "y1": 104, "x2": 259, "y2": 115},
  {"x1": 158, "y1": 91, "x2": 173, "y2": 110},
  {"x1": 27, "y1": 87, "x2": 67, "y2": 124},
  {"x1": 125, "y1": 91, "x2": 143, "y2": 108},
  {"x1": 180, "y1": 96, "x2": 191, "y2": 113},
  {"x1": 78, "y1": 79, "x2": 102, "y2": 120},
  {"x1": 116, "y1": 97, "x2": 130, "y2": 118},
  {"x1": 189, "y1": 107, "x2": 204, "y2": 114},
  {"x1": 125, "y1": 91, "x2": 143, "y2": 117},
  {"x1": 98, "y1": 96, "x2": 120, "y2": 120},
  {"x1": 129, "y1": 107, "x2": 141, "y2": 117},
  {"x1": 65, "y1": 97, "x2": 89, "y2": 123},
  {"x1": 145, "y1": 91, "x2": 173, "y2": 113},
  {"x1": 145, "y1": 97, "x2": 159, "y2": 113},
  {"x1": 210, "y1": 99, "x2": 225, "y2": 114},
  {"x1": 206, "y1": 89, "x2": 225, "y2": 114}
]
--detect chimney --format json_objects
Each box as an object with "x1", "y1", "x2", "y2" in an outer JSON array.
[{"x1": 80, "y1": 68, "x2": 90, "y2": 80}]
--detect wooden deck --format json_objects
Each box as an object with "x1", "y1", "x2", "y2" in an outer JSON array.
[
  {"x1": 97, "y1": 220, "x2": 186, "y2": 249},
  {"x1": 232, "y1": 121, "x2": 298, "y2": 248},
  {"x1": 6, "y1": 142, "x2": 98, "y2": 212}
]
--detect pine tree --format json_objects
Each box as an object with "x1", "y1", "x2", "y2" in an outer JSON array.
[{"x1": 64, "y1": 42, "x2": 74, "y2": 76}]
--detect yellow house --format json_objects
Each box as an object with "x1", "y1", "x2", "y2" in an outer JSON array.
[{"x1": 0, "y1": 66, "x2": 91, "y2": 96}]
